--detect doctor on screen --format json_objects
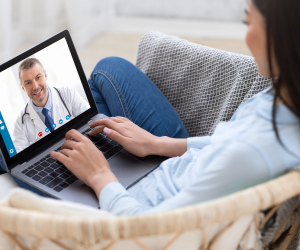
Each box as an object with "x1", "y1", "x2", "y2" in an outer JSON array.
[{"x1": 13, "y1": 58, "x2": 90, "y2": 153}]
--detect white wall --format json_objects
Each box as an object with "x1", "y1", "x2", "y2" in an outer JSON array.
[
  {"x1": 0, "y1": 0, "x2": 246, "y2": 65},
  {"x1": 0, "y1": 0, "x2": 116, "y2": 64},
  {"x1": 116, "y1": 0, "x2": 247, "y2": 21}
]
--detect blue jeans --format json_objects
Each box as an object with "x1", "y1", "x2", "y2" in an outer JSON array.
[{"x1": 0, "y1": 57, "x2": 189, "y2": 197}]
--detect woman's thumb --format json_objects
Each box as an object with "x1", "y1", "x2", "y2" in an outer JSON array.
[
  {"x1": 103, "y1": 127, "x2": 123, "y2": 144},
  {"x1": 103, "y1": 127, "x2": 112, "y2": 135}
]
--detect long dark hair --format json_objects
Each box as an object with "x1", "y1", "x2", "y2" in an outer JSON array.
[{"x1": 252, "y1": 0, "x2": 300, "y2": 144}]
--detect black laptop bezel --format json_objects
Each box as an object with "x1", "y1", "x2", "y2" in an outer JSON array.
[{"x1": 0, "y1": 29, "x2": 98, "y2": 170}]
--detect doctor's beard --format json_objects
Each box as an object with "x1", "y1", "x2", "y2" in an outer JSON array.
[{"x1": 31, "y1": 86, "x2": 48, "y2": 104}]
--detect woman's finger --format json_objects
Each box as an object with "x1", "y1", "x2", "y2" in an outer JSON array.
[
  {"x1": 61, "y1": 140, "x2": 78, "y2": 150},
  {"x1": 89, "y1": 118, "x2": 120, "y2": 131},
  {"x1": 88, "y1": 125, "x2": 105, "y2": 136},
  {"x1": 50, "y1": 151, "x2": 70, "y2": 165},
  {"x1": 65, "y1": 129, "x2": 88, "y2": 142},
  {"x1": 59, "y1": 148, "x2": 72, "y2": 157},
  {"x1": 103, "y1": 127, "x2": 127, "y2": 145}
]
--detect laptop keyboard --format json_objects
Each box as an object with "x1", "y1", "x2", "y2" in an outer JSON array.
[{"x1": 21, "y1": 128, "x2": 123, "y2": 192}]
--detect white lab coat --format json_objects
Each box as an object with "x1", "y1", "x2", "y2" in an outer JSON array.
[{"x1": 13, "y1": 86, "x2": 90, "y2": 153}]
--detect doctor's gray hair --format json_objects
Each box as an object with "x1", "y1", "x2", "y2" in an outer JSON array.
[{"x1": 18, "y1": 58, "x2": 45, "y2": 84}]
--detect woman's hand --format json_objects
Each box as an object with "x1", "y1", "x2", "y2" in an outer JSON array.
[
  {"x1": 50, "y1": 129, "x2": 118, "y2": 197},
  {"x1": 88, "y1": 117, "x2": 188, "y2": 158},
  {"x1": 88, "y1": 117, "x2": 157, "y2": 157}
]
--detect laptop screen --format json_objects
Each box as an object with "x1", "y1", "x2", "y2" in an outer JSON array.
[{"x1": 0, "y1": 30, "x2": 97, "y2": 169}]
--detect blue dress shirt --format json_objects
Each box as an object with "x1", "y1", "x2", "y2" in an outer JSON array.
[
  {"x1": 99, "y1": 88, "x2": 300, "y2": 215},
  {"x1": 30, "y1": 87, "x2": 53, "y2": 123}
]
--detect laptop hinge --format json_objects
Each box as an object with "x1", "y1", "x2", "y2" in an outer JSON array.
[
  {"x1": 19, "y1": 162, "x2": 27, "y2": 167},
  {"x1": 11, "y1": 162, "x2": 26, "y2": 173}
]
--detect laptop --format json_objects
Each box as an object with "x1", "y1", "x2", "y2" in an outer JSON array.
[{"x1": 0, "y1": 30, "x2": 165, "y2": 208}]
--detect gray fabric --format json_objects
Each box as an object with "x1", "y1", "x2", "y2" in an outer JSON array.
[
  {"x1": 288, "y1": 226, "x2": 300, "y2": 250},
  {"x1": 262, "y1": 196, "x2": 300, "y2": 247},
  {"x1": 136, "y1": 32, "x2": 271, "y2": 137},
  {"x1": 135, "y1": 32, "x2": 300, "y2": 249}
]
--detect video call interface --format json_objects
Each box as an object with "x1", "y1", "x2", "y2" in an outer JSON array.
[{"x1": 0, "y1": 38, "x2": 90, "y2": 158}]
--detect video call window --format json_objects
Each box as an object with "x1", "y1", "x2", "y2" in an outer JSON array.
[{"x1": 0, "y1": 38, "x2": 90, "y2": 157}]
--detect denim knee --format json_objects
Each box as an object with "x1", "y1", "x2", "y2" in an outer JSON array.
[{"x1": 92, "y1": 57, "x2": 134, "y2": 75}]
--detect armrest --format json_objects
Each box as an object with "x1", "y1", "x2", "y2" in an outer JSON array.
[{"x1": 136, "y1": 32, "x2": 271, "y2": 136}]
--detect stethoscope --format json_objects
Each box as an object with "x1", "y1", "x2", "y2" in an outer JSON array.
[{"x1": 22, "y1": 87, "x2": 72, "y2": 143}]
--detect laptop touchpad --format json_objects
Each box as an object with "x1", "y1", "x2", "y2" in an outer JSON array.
[{"x1": 109, "y1": 152, "x2": 156, "y2": 188}]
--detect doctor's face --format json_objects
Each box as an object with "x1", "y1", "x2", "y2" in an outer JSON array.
[{"x1": 20, "y1": 63, "x2": 49, "y2": 107}]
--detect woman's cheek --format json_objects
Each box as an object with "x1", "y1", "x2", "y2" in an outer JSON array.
[
  {"x1": 245, "y1": 27, "x2": 257, "y2": 61},
  {"x1": 245, "y1": 26, "x2": 270, "y2": 77}
]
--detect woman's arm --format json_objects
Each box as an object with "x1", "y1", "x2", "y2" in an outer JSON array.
[
  {"x1": 88, "y1": 117, "x2": 187, "y2": 158},
  {"x1": 100, "y1": 141, "x2": 271, "y2": 216},
  {"x1": 153, "y1": 136, "x2": 187, "y2": 157}
]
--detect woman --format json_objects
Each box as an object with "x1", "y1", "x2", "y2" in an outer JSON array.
[
  {"x1": 2, "y1": 0, "x2": 299, "y2": 215},
  {"x1": 51, "y1": 0, "x2": 300, "y2": 215},
  {"x1": 49, "y1": 0, "x2": 300, "y2": 215}
]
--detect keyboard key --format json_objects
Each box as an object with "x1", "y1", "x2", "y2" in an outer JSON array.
[
  {"x1": 46, "y1": 177, "x2": 63, "y2": 188},
  {"x1": 100, "y1": 146, "x2": 109, "y2": 153},
  {"x1": 41, "y1": 157, "x2": 47, "y2": 161},
  {"x1": 98, "y1": 137, "x2": 109, "y2": 144},
  {"x1": 49, "y1": 162, "x2": 61, "y2": 169},
  {"x1": 94, "y1": 135, "x2": 104, "y2": 141},
  {"x1": 60, "y1": 182, "x2": 69, "y2": 188},
  {"x1": 46, "y1": 158, "x2": 56, "y2": 164},
  {"x1": 97, "y1": 133, "x2": 105, "y2": 139},
  {"x1": 64, "y1": 170, "x2": 73, "y2": 175},
  {"x1": 60, "y1": 173, "x2": 70, "y2": 179},
  {"x1": 28, "y1": 166, "x2": 34, "y2": 169},
  {"x1": 32, "y1": 175, "x2": 42, "y2": 181},
  {"x1": 50, "y1": 163, "x2": 60, "y2": 169},
  {"x1": 39, "y1": 176, "x2": 53, "y2": 185},
  {"x1": 55, "y1": 168, "x2": 66, "y2": 174},
  {"x1": 50, "y1": 172, "x2": 59, "y2": 178},
  {"x1": 110, "y1": 140, "x2": 118, "y2": 146},
  {"x1": 22, "y1": 169, "x2": 29, "y2": 174},
  {"x1": 106, "y1": 144, "x2": 115, "y2": 150},
  {"x1": 65, "y1": 178, "x2": 75, "y2": 184},
  {"x1": 54, "y1": 186, "x2": 63, "y2": 192},
  {"x1": 71, "y1": 175, "x2": 78, "y2": 180},
  {"x1": 90, "y1": 137, "x2": 99, "y2": 143},
  {"x1": 34, "y1": 166, "x2": 43, "y2": 171},
  {"x1": 44, "y1": 167, "x2": 53, "y2": 173},
  {"x1": 40, "y1": 162, "x2": 50, "y2": 167},
  {"x1": 25, "y1": 169, "x2": 38, "y2": 177},
  {"x1": 38, "y1": 171, "x2": 48, "y2": 177},
  {"x1": 104, "y1": 151, "x2": 115, "y2": 159},
  {"x1": 33, "y1": 163, "x2": 40, "y2": 166},
  {"x1": 112, "y1": 146, "x2": 122, "y2": 152},
  {"x1": 102, "y1": 135, "x2": 111, "y2": 141}
]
